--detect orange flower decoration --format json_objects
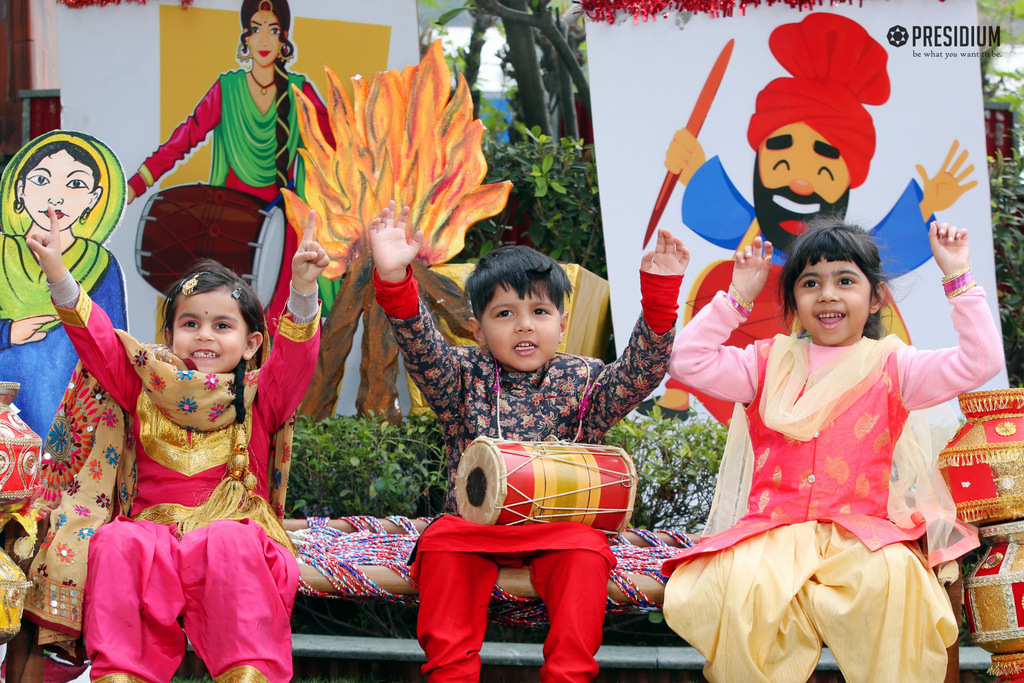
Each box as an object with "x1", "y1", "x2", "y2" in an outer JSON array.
[{"x1": 282, "y1": 40, "x2": 512, "y2": 280}]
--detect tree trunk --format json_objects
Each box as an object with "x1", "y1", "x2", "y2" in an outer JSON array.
[
  {"x1": 499, "y1": 0, "x2": 552, "y2": 136},
  {"x1": 464, "y1": 11, "x2": 493, "y2": 119}
]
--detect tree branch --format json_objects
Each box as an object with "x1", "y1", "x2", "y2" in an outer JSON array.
[{"x1": 475, "y1": 0, "x2": 592, "y2": 118}]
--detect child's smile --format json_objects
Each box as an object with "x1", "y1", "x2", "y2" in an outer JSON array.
[
  {"x1": 469, "y1": 286, "x2": 568, "y2": 373},
  {"x1": 794, "y1": 259, "x2": 881, "y2": 347},
  {"x1": 167, "y1": 288, "x2": 262, "y2": 374}
]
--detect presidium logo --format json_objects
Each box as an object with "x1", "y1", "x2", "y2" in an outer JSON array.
[{"x1": 886, "y1": 23, "x2": 1002, "y2": 57}]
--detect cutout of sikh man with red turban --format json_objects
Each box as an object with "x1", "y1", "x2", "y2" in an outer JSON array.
[{"x1": 653, "y1": 12, "x2": 976, "y2": 423}]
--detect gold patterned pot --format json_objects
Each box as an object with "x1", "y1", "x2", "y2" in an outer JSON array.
[
  {"x1": 939, "y1": 390, "x2": 1024, "y2": 525},
  {"x1": 0, "y1": 545, "x2": 30, "y2": 643},
  {"x1": 0, "y1": 382, "x2": 40, "y2": 514},
  {"x1": 963, "y1": 520, "x2": 1024, "y2": 653}
]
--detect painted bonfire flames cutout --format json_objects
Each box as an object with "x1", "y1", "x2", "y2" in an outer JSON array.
[{"x1": 282, "y1": 40, "x2": 511, "y2": 421}]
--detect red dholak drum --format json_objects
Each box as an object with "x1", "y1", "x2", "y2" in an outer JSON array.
[
  {"x1": 455, "y1": 437, "x2": 637, "y2": 535},
  {"x1": 135, "y1": 184, "x2": 285, "y2": 306}
]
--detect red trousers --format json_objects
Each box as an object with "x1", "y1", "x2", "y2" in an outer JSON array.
[
  {"x1": 83, "y1": 517, "x2": 298, "y2": 682},
  {"x1": 415, "y1": 548, "x2": 612, "y2": 682}
]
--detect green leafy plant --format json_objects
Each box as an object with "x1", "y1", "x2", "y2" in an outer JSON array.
[
  {"x1": 461, "y1": 128, "x2": 606, "y2": 278},
  {"x1": 288, "y1": 413, "x2": 448, "y2": 519},
  {"x1": 604, "y1": 406, "x2": 725, "y2": 532},
  {"x1": 990, "y1": 152, "x2": 1024, "y2": 387}
]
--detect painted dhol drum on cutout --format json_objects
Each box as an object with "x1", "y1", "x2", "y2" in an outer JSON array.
[
  {"x1": 0, "y1": 383, "x2": 40, "y2": 514},
  {"x1": 135, "y1": 184, "x2": 285, "y2": 307},
  {"x1": 938, "y1": 390, "x2": 1024, "y2": 525},
  {"x1": 455, "y1": 437, "x2": 637, "y2": 535}
]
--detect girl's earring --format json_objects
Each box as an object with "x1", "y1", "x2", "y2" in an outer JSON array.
[
  {"x1": 237, "y1": 43, "x2": 251, "y2": 62},
  {"x1": 12, "y1": 198, "x2": 23, "y2": 214},
  {"x1": 78, "y1": 206, "x2": 92, "y2": 224}
]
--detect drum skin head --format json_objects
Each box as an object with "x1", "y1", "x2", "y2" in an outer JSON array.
[{"x1": 456, "y1": 438, "x2": 507, "y2": 525}]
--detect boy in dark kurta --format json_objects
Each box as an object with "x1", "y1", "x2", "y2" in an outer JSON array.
[{"x1": 368, "y1": 202, "x2": 690, "y2": 682}]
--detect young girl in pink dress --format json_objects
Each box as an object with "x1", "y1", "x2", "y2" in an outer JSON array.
[
  {"x1": 661, "y1": 220, "x2": 1004, "y2": 683},
  {"x1": 24, "y1": 207, "x2": 328, "y2": 682}
]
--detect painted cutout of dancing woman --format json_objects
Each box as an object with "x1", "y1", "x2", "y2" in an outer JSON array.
[{"x1": 127, "y1": 0, "x2": 337, "y2": 324}]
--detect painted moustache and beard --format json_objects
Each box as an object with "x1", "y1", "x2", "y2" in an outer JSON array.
[{"x1": 751, "y1": 152, "x2": 851, "y2": 252}]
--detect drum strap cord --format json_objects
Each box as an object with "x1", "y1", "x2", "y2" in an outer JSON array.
[{"x1": 490, "y1": 354, "x2": 598, "y2": 443}]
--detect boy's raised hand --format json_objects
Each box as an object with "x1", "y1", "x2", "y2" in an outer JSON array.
[
  {"x1": 731, "y1": 235, "x2": 774, "y2": 303},
  {"x1": 928, "y1": 221, "x2": 970, "y2": 277},
  {"x1": 368, "y1": 200, "x2": 423, "y2": 282},
  {"x1": 641, "y1": 228, "x2": 690, "y2": 276},
  {"x1": 24, "y1": 207, "x2": 68, "y2": 284},
  {"x1": 291, "y1": 209, "x2": 330, "y2": 295}
]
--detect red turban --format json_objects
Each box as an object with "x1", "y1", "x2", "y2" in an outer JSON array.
[{"x1": 747, "y1": 14, "x2": 890, "y2": 189}]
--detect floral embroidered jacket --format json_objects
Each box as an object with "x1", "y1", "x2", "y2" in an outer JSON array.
[{"x1": 388, "y1": 303, "x2": 674, "y2": 513}]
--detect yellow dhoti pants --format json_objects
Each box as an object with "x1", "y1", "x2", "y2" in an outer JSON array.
[{"x1": 663, "y1": 521, "x2": 957, "y2": 683}]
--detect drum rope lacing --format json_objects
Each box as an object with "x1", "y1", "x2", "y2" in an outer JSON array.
[
  {"x1": 501, "y1": 447, "x2": 635, "y2": 524},
  {"x1": 295, "y1": 515, "x2": 693, "y2": 627}
]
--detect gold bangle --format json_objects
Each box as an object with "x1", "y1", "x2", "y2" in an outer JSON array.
[
  {"x1": 946, "y1": 281, "x2": 977, "y2": 298},
  {"x1": 941, "y1": 263, "x2": 971, "y2": 284},
  {"x1": 138, "y1": 164, "x2": 155, "y2": 188},
  {"x1": 728, "y1": 284, "x2": 753, "y2": 312}
]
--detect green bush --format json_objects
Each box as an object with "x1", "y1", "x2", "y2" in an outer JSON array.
[
  {"x1": 604, "y1": 406, "x2": 725, "y2": 532},
  {"x1": 288, "y1": 413, "x2": 447, "y2": 519},
  {"x1": 991, "y1": 152, "x2": 1024, "y2": 387},
  {"x1": 461, "y1": 127, "x2": 607, "y2": 278}
]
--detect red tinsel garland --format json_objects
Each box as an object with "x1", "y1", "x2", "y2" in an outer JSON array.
[
  {"x1": 577, "y1": 0, "x2": 890, "y2": 20},
  {"x1": 58, "y1": 0, "x2": 192, "y2": 7}
]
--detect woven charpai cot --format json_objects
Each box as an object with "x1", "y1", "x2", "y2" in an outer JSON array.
[{"x1": 940, "y1": 389, "x2": 1024, "y2": 681}]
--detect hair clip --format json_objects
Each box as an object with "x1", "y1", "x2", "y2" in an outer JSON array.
[
  {"x1": 181, "y1": 274, "x2": 201, "y2": 297},
  {"x1": 232, "y1": 287, "x2": 242, "y2": 299}
]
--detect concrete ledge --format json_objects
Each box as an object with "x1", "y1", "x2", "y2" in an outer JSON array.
[{"x1": 292, "y1": 635, "x2": 994, "y2": 671}]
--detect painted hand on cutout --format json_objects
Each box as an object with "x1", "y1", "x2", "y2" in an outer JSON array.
[{"x1": 917, "y1": 140, "x2": 977, "y2": 222}]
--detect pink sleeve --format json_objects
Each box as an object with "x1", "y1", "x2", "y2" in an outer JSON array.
[
  {"x1": 302, "y1": 81, "x2": 336, "y2": 149},
  {"x1": 668, "y1": 291, "x2": 758, "y2": 404},
  {"x1": 253, "y1": 318, "x2": 320, "y2": 432},
  {"x1": 898, "y1": 287, "x2": 1005, "y2": 410},
  {"x1": 58, "y1": 292, "x2": 142, "y2": 412},
  {"x1": 135, "y1": 81, "x2": 223, "y2": 185}
]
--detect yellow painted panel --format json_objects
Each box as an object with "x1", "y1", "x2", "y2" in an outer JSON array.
[{"x1": 156, "y1": 5, "x2": 390, "y2": 189}]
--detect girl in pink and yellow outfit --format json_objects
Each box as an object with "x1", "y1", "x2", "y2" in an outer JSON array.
[
  {"x1": 661, "y1": 220, "x2": 1004, "y2": 683},
  {"x1": 23, "y1": 208, "x2": 329, "y2": 683}
]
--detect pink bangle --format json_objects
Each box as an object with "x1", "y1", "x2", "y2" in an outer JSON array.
[
  {"x1": 943, "y1": 270, "x2": 975, "y2": 298},
  {"x1": 726, "y1": 288, "x2": 751, "y2": 319}
]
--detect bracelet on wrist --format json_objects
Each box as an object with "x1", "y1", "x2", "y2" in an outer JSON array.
[
  {"x1": 727, "y1": 285, "x2": 753, "y2": 319},
  {"x1": 941, "y1": 263, "x2": 971, "y2": 285},
  {"x1": 945, "y1": 276, "x2": 976, "y2": 298},
  {"x1": 943, "y1": 268, "x2": 975, "y2": 298}
]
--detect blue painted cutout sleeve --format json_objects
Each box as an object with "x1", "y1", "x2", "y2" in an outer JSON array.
[
  {"x1": 681, "y1": 156, "x2": 755, "y2": 251},
  {"x1": 870, "y1": 181, "x2": 932, "y2": 279}
]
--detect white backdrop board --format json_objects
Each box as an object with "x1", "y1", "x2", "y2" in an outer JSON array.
[{"x1": 586, "y1": 0, "x2": 1008, "y2": 419}]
